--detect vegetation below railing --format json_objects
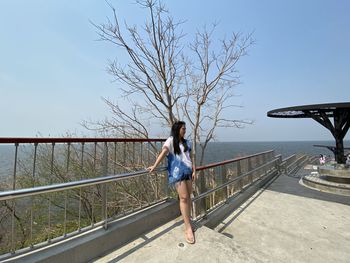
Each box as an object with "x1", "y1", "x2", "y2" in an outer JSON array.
[{"x1": 0, "y1": 138, "x2": 166, "y2": 257}]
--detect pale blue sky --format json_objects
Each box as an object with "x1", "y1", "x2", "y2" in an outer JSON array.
[{"x1": 0, "y1": 0, "x2": 349, "y2": 141}]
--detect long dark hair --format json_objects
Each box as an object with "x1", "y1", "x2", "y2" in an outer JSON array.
[{"x1": 171, "y1": 121, "x2": 189, "y2": 155}]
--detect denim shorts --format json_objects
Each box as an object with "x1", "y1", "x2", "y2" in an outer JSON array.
[{"x1": 169, "y1": 173, "x2": 192, "y2": 186}]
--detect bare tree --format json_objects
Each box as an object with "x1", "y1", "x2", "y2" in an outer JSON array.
[
  {"x1": 182, "y1": 25, "x2": 254, "y2": 167},
  {"x1": 90, "y1": 0, "x2": 253, "y2": 170},
  {"x1": 88, "y1": 0, "x2": 186, "y2": 136}
]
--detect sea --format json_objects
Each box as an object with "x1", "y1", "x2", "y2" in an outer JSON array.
[
  {"x1": 1, "y1": 140, "x2": 349, "y2": 184},
  {"x1": 197, "y1": 140, "x2": 349, "y2": 164}
]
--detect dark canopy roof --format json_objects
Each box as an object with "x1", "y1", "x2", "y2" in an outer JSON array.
[
  {"x1": 267, "y1": 102, "x2": 350, "y2": 118},
  {"x1": 267, "y1": 102, "x2": 350, "y2": 164}
]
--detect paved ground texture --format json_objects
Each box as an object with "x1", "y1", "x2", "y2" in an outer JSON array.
[{"x1": 92, "y1": 168, "x2": 350, "y2": 263}]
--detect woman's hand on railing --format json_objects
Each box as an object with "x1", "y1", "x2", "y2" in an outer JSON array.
[
  {"x1": 147, "y1": 165, "x2": 156, "y2": 173},
  {"x1": 192, "y1": 171, "x2": 198, "y2": 182}
]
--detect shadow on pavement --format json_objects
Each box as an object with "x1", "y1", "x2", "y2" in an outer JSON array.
[{"x1": 97, "y1": 220, "x2": 183, "y2": 263}]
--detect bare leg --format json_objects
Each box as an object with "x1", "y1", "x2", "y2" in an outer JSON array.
[{"x1": 176, "y1": 180, "x2": 195, "y2": 243}]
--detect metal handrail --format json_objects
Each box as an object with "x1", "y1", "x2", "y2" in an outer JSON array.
[
  {"x1": 0, "y1": 140, "x2": 297, "y2": 259},
  {"x1": 281, "y1": 154, "x2": 296, "y2": 166},
  {"x1": 0, "y1": 137, "x2": 166, "y2": 144},
  {"x1": 0, "y1": 137, "x2": 167, "y2": 258},
  {"x1": 190, "y1": 150, "x2": 280, "y2": 220},
  {"x1": 0, "y1": 149, "x2": 276, "y2": 203},
  {"x1": 196, "y1": 150, "x2": 274, "y2": 171},
  {"x1": 192, "y1": 157, "x2": 279, "y2": 202},
  {"x1": 0, "y1": 167, "x2": 167, "y2": 201},
  {"x1": 285, "y1": 154, "x2": 308, "y2": 174}
]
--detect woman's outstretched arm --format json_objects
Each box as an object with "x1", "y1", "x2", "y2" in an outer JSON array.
[{"x1": 147, "y1": 147, "x2": 169, "y2": 172}]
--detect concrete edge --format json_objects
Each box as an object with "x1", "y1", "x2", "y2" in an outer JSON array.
[
  {"x1": 7, "y1": 199, "x2": 180, "y2": 263},
  {"x1": 318, "y1": 167, "x2": 350, "y2": 177},
  {"x1": 301, "y1": 176, "x2": 350, "y2": 196},
  {"x1": 202, "y1": 170, "x2": 279, "y2": 229}
]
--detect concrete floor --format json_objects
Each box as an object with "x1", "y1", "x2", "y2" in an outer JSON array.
[{"x1": 92, "y1": 168, "x2": 350, "y2": 263}]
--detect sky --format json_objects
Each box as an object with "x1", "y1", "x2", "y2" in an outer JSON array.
[{"x1": 0, "y1": 0, "x2": 349, "y2": 142}]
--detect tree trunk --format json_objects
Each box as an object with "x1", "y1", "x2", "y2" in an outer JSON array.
[{"x1": 335, "y1": 137, "x2": 345, "y2": 164}]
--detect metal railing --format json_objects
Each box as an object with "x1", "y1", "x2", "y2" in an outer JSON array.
[
  {"x1": 281, "y1": 154, "x2": 312, "y2": 175},
  {"x1": 191, "y1": 150, "x2": 279, "y2": 220},
  {"x1": 0, "y1": 137, "x2": 316, "y2": 260},
  {"x1": 0, "y1": 138, "x2": 166, "y2": 190},
  {"x1": 0, "y1": 137, "x2": 166, "y2": 258}
]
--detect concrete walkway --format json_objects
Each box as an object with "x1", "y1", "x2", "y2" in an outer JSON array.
[{"x1": 92, "y1": 168, "x2": 350, "y2": 263}]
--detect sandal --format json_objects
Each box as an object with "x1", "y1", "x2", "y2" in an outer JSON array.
[{"x1": 185, "y1": 230, "x2": 195, "y2": 244}]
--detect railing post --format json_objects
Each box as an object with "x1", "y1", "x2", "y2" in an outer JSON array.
[
  {"x1": 164, "y1": 173, "x2": 169, "y2": 198},
  {"x1": 30, "y1": 143, "x2": 38, "y2": 247},
  {"x1": 262, "y1": 153, "x2": 267, "y2": 165},
  {"x1": 102, "y1": 142, "x2": 108, "y2": 229},
  {"x1": 248, "y1": 158, "x2": 253, "y2": 184},
  {"x1": 277, "y1": 155, "x2": 282, "y2": 174},
  {"x1": 113, "y1": 142, "x2": 117, "y2": 175},
  {"x1": 191, "y1": 199, "x2": 197, "y2": 220},
  {"x1": 140, "y1": 142, "x2": 143, "y2": 165},
  {"x1": 10, "y1": 138, "x2": 19, "y2": 252},
  {"x1": 12, "y1": 143, "x2": 19, "y2": 191},
  {"x1": 10, "y1": 199, "x2": 16, "y2": 254},
  {"x1": 48, "y1": 142, "x2": 55, "y2": 241},
  {"x1": 0, "y1": 137, "x2": 170, "y2": 257},
  {"x1": 158, "y1": 142, "x2": 169, "y2": 198},
  {"x1": 237, "y1": 160, "x2": 242, "y2": 191},
  {"x1": 219, "y1": 165, "x2": 228, "y2": 203},
  {"x1": 196, "y1": 170, "x2": 207, "y2": 219}
]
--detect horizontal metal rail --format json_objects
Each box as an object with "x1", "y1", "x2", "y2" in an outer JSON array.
[
  {"x1": 281, "y1": 154, "x2": 296, "y2": 167},
  {"x1": 0, "y1": 139, "x2": 310, "y2": 260},
  {"x1": 0, "y1": 167, "x2": 169, "y2": 259},
  {"x1": 0, "y1": 137, "x2": 166, "y2": 144},
  {"x1": 285, "y1": 154, "x2": 308, "y2": 174},
  {"x1": 192, "y1": 157, "x2": 280, "y2": 203},
  {"x1": 0, "y1": 167, "x2": 167, "y2": 201},
  {"x1": 196, "y1": 150, "x2": 274, "y2": 171},
  {"x1": 0, "y1": 137, "x2": 167, "y2": 258},
  {"x1": 190, "y1": 150, "x2": 281, "y2": 220}
]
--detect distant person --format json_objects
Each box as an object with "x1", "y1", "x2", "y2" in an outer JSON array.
[
  {"x1": 319, "y1": 154, "x2": 326, "y2": 165},
  {"x1": 148, "y1": 121, "x2": 196, "y2": 244},
  {"x1": 346, "y1": 154, "x2": 350, "y2": 168}
]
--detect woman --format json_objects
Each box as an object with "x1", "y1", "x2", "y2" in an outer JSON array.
[
  {"x1": 319, "y1": 154, "x2": 326, "y2": 165},
  {"x1": 148, "y1": 121, "x2": 196, "y2": 244},
  {"x1": 346, "y1": 154, "x2": 350, "y2": 167}
]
